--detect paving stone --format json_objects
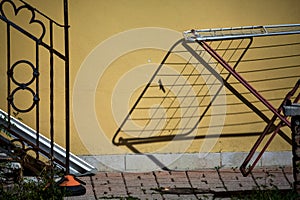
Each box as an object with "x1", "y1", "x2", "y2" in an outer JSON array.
[
  {"x1": 187, "y1": 172, "x2": 206, "y2": 181},
  {"x1": 196, "y1": 193, "x2": 215, "y2": 200},
  {"x1": 108, "y1": 187, "x2": 127, "y2": 195},
  {"x1": 222, "y1": 182, "x2": 249, "y2": 191},
  {"x1": 65, "y1": 167, "x2": 293, "y2": 199},
  {"x1": 132, "y1": 194, "x2": 164, "y2": 200},
  {"x1": 161, "y1": 194, "x2": 199, "y2": 200},
  {"x1": 157, "y1": 181, "x2": 177, "y2": 188},
  {"x1": 177, "y1": 194, "x2": 199, "y2": 200},
  {"x1": 154, "y1": 170, "x2": 171, "y2": 177},
  {"x1": 127, "y1": 186, "x2": 145, "y2": 195},
  {"x1": 169, "y1": 171, "x2": 187, "y2": 177},
  {"x1": 106, "y1": 172, "x2": 123, "y2": 178},
  {"x1": 140, "y1": 181, "x2": 159, "y2": 187},
  {"x1": 161, "y1": 194, "x2": 181, "y2": 199}
]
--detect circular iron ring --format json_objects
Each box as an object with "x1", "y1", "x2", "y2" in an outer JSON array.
[
  {"x1": 9, "y1": 60, "x2": 39, "y2": 88},
  {"x1": 9, "y1": 87, "x2": 38, "y2": 113}
]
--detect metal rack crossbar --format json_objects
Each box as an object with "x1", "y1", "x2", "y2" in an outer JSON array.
[{"x1": 184, "y1": 24, "x2": 300, "y2": 41}]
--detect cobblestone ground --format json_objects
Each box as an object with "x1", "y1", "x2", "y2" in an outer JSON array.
[{"x1": 65, "y1": 166, "x2": 293, "y2": 200}]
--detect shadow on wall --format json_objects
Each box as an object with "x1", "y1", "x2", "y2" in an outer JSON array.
[{"x1": 112, "y1": 35, "x2": 300, "y2": 169}]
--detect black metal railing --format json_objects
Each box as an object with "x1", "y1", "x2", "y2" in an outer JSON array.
[{"x1": 0, "y1": 0, "x2": 70, "y2": 173}]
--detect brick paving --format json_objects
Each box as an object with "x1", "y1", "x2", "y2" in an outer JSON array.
[{"x1": 65, "y1": 166, "x2": 293, "y2": 200}]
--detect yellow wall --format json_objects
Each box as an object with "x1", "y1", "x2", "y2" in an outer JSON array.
[{"x1": 1, "y1": 0, "x2": 300, "y2": 156}]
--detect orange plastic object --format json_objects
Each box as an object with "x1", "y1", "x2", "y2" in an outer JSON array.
[{"x1": 59, "y1": 175, "x2": 80, "y2": 187}]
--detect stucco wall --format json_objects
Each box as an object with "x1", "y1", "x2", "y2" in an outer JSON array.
[{"x1": 1, "y1": 1, "x2": 300, "y2": 171}]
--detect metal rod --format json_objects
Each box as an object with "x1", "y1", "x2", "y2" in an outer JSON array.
[
  {"x1": 6, "y1": 23, "x2": 11, "y2": 129},
  {"x1": 35, "y1": 41, "x2": 40, "y2": 159},
  {"x1": 241, "y1": 121, "x2": 285, "y2": 176},
  {"x1": 49, "y1": 21, "x2": 54, "y2": 165},
  {"x1": 240, "y1": 80, "x2": 300, "y2": 176},
  {"x1": 64, "y1": 0, "x2": 70, "y2": 175},
  {"x1": 198, "y1": 41, "x2": 290, "y2": 126},
  {"x1": 184, "y1": 24, "x2": 300, "y2": 41}
]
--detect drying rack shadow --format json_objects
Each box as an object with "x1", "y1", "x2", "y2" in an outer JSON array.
[{"x1": 112, "y1": 29, "x2": 300, "y2": 170}]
